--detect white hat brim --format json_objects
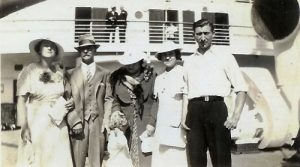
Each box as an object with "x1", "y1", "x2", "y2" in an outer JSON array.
[
  {"x1": 118, "y1": 52, "x2": 147, "y2": 65},
  {"x1": 156, "y1": 46, "x2": 182, "y2": 55}
]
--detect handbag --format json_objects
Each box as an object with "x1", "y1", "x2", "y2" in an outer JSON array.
[
  {"x1": 158, "y1": 125, "x2": 186, "y2": 148},
  {"x1": 140, "y1": 131, "x2": 154, "y2": 153}
]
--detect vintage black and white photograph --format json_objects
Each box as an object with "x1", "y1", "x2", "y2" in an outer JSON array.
[{"x1": 1, "y1": 0, "x2": 300, "y2": 167}]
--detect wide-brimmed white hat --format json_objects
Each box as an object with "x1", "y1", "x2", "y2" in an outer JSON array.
[
  {"x1": 29, "y1": 38, "x2": 64, "y2": 59},
  {"x1": 155, "y1": 41, "x2": 182, "y2": 60},
  {"x1": 118, "y1": 51, "x2": 147, "y2": 65},
  {"x1": 74, "y1": 34, "x2": 100, "y2": 50}
]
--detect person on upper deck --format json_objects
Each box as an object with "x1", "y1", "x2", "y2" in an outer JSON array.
[
  {"x1": 106, "y1": 6, "x2": 118, "y2": 43},
  {"x1": 117, "y1": 5, "x2": 128, "y2": 43}
]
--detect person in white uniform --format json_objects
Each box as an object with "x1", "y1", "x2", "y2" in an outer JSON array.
[{"x1": 146, "y1": 41, "x2": 188, "y2": 167}]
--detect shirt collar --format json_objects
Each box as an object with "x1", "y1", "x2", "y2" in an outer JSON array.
[
  {"x1": 81, "y1": 61, "x2": 96, "y2": 73},
  {"x1": 193, "y1": 46, "x2": 215, "y2": 56}
]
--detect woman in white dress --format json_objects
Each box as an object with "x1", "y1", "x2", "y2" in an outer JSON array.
[
  {"x1": 146, "y1": 41, "x2": 189, "y2": 167},
  {"x1": 17, "y1": 39, "x2": 74, "y2": 167}
]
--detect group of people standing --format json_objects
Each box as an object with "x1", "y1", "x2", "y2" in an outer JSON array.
[
  {"x1": 105, "y1": 6, "x2": 128, "y2": 43},
  {"x1": 17, "y1": 19, "x2": 247, "y2": 167}
]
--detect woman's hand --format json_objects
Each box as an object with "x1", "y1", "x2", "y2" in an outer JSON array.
[
  {"x1": 145, "y1": 124, "x2": 155, "y2": 136},
  {"x1": 181, "y1": 119, "x2": 190, "y2": 130},
  {"x1": 21, "y1": 126, "x2": 31, "y2": 142},
  {"x1": 65, "y1": 97, "x2": 75, "y2": 112},
  {"x1": 101, "y1": 118, "x2": 111, "y2": 135},
  {"x1": 181, "y1": 94, "x2": 190, "y2": 130}
]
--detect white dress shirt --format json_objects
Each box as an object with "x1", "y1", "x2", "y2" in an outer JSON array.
[
  {"x1": 81, "y1": 62, "x2": 96, "y2": 81},
  {"x1": 183, "y1": 46, "x2": 248, "y2": 99}
]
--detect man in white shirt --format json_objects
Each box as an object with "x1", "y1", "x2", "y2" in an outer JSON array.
[
  {"x1": 182, "y1": 19, "x2": 247, "y2": 167},
  {"x1": 67, "y1": 34, "x2": 113, "y2": 167}
]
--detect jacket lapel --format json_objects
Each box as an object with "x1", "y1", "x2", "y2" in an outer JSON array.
[
  {"x1": 72, "y1": 66, "x2": 85, "y2": 99},
  {"x1": 94, "y1": 66, "x2": 104, "y2": 97}
]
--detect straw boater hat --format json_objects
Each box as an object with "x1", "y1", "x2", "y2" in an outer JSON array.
[
  {"x1": 29, "y1": 38, "x2": 64, "y2": 59},
  {"x1": 118, "y1": 51, "x2": 147, "y2": 65},
  {"x1": 155, "y1": 41, "x2": 182, "y2": 61},
  {"x1": 74, "y1": 34, "x2": 100, "y2": 50}
]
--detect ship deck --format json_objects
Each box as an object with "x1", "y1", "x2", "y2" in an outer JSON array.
[{"x1": 1, "y1": 129, "x2": 297, "y2": 167}]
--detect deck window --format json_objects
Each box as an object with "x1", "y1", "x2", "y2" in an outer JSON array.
[
  {"x1": 75, "y1": 7, "x2": 109, "y2": 43},
  {"x1": 149, "y1": 9, "x2": 179, "y2": 43},
  {"x1": 183, "y1": 10, "x2": 195, "y2": 44},
  {"x1": 202, "y1": 12, "x2": 230, "y2": 45}
]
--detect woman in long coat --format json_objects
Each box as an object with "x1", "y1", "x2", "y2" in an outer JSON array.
[{"x1": 110, "y1": 51, "x2": 156, "y2": 167}]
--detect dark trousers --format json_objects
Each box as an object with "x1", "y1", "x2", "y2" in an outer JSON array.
[
  {"x1": 71, "y1": 117, "x2": 105, "y2": 167},
  {"x1": 293, "y1": 128, "x2": 300, "y2": 152},
  {"x1": 186, "y1": 99, "x2": 231, "y2": 167}
]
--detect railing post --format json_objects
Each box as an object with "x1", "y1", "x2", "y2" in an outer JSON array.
[
  {"x1": 90, "y1": 20, "x2": 92, "y2": 34},
  {"x1": 178, "y1": 23, "x2": 184, "y2": 45},
  {"x1": 162, "y1": 22, "x2": 166, "y2": 42}
]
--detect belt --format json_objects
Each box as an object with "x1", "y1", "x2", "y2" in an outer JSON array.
[{"x1": 191, "y1": 96, "x2": 224, "y2": 102}]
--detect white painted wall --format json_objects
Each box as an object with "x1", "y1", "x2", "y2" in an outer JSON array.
[{"x1": 273, "y1": 18, "x2": 300, "y2": 141}]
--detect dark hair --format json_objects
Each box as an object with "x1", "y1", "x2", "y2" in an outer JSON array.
[
  {"x1": 156, "y1": 49, "x2": 182, "y2": 61},
  {"x1": 110, "y1": 59, "x2": 154, "y2": 94},
  {"x1": 192, "y1": 19, "x2": 214, "y2": 32},
  {"x1": 34, "y1": 39, "x2": 58, "y2": 55},
  {"x1": 110, "y1": 60, "x2": 143, "y2": 89}
]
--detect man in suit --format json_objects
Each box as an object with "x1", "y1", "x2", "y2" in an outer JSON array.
[
  {"x1": 67, "y1": 34, "x2": 113, "y2": 167},
  {"x1": 105, "y1": 6, "x2": 118, "y2": 43}
]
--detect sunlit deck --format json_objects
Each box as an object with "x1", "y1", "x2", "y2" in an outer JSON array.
[{"x1": 1, "y1": 129, "x2": 296, "y2": 167}]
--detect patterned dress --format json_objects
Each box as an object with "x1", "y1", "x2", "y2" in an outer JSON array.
[{"x1": 17, "y1": 63, "x2": 73, "y2": 167}]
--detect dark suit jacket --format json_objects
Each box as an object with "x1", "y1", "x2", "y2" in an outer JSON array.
[
  {"x1": 118, "y1": 10, "x2": 127, "y2": 25},
  {"x1": 105, "y1": 11, "x2": 118, "y2": 28},
  {"x1": 67, "y1": 65, "x2": 113, "y2": 129}
]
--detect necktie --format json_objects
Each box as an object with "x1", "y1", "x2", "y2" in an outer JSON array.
[{"x1": 86, "y1": 68, "x2": 92, "y2": 82}]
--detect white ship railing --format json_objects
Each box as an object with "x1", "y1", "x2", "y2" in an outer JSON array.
[{"x1": 74, "y1": 19, "x2": 230, "y2": 46}]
